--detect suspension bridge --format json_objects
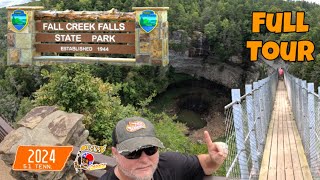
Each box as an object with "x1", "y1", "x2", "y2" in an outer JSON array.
[{"x1": 225, "y1": 70, "x2": 319, "y2": 180}]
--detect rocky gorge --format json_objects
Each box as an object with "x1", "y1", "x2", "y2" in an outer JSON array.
[{"x1": 159, "y1": 29, "x2": 273, "y2": 141}]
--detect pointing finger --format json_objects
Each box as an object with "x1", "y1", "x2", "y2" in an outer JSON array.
[{"x1": 204, "y1": 131, "x2": 213, "y2": 148}]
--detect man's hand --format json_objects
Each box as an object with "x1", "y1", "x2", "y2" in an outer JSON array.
[
  {"x1": 203, "y1": 131, "x2": 228, "y2": 165},
  {"x1": 198, "y1": 131, "x2": 228, "y2": 175}
]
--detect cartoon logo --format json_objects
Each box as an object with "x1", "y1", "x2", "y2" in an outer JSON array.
[
  {"x1": 81, "y1": 152, "x2": 94, "y2": 167},
  {"x1": 11, "y1": 10, "x2": 28, "y2": 31},
  {"x1": 126, "y1": 121, "x2": 146, "y2": 132},
  {"x1": 74, "y1": 144, "x2": 107, "y2": 173},
  {"x1": 139, "y1": 10, "x2": 158, "y2": 33}
]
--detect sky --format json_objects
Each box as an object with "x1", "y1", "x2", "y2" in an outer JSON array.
[
  {"x1": 304, "y1": 0, "x2": 320, "y2": 4},
  {"x1": 0, "y1": 0, "x2": 319, "y2": 9},
  {"x1": 0, "y1": 0, "x2": 39, "y2": 8}
]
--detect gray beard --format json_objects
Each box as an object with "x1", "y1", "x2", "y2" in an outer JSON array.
[{"x1": 117, "y1": 164, "x2": 157, "y2": 180}]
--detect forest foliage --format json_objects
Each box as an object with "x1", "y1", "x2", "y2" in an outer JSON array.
[{"x1": 1, "y1": 0, "x2": 319, "y2": 73}]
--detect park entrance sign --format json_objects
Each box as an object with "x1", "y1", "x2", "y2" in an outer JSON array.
[
  {"x1": 7, "y1": 7, "x2": 169, "y2": 66},
  {"x1": 35, "y1": 22, "x2": 136, "y2": 54}
]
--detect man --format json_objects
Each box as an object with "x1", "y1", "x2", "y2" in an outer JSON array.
[
  {"x1": 99, "y1": 117, "x2": 228, "y2": 180},
  {"x1": 278, "y1": 67, "x2": 284, "y2": 80}
]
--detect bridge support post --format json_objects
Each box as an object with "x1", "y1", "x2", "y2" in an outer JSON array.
[
  {"x1": 245, "y1": 85, "x2": 259, "y2": 176},
  {"x1": 301, "y1": 81, "x2": 309, "y2": 152},
  {"x1": 231, "y1": 89, "x2": 249, "y2": 179},
  {"x1": 287, "y1": 74, "x2": 292, "y2": 106},
  {"x1": 292, "y1": 77, "x2": 297, "y2": 121},
  {"x1": 295, "y1": 78, "x2": 301, "y2": 132},
  {"x1": 308, "y1": 83, "x2": 316, "y2": 172},
  {"x1": 260, "y1": 79, "x2": 267, "y2": 139},
  {"x1": 265, "y1": 77, "x2": 271, "y2": 123},
  {"x1": 298, "y1": 78, "x2": 303, "y2": 132},
  {"x1": 316, "y1": 86, "x2": 320, "y2": 175},
  {"x1": 253, "y1": 82, "x2": 263, "y2": 159}
]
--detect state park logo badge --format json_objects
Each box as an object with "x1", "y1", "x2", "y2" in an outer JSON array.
[
  {"x1": 11, "y1": 10, "x2": 28, "y2": 31},
  {"x1": 139, "y1": 10, "x2": 158, "y2": 33}
]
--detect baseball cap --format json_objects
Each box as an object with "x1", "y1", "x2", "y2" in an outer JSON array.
[{"x1": 112, "y1": 117, "x2": 165, "y2": 154}]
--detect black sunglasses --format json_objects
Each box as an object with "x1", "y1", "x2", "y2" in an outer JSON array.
[{"x1": 121, "y1": 146, "x2": 158, "y2": 159}]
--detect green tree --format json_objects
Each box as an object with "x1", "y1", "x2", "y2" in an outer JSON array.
[
  {"x1": 32, "y1": 64, "x2": 206, "y2": 157},
  {"x1": 91, "y1": 64, "x2": 168, "y2": 107},
  {"x1": 0, "y1": 66, "x2": 43, "y2": 121},
  {"x1": 15, "y1": 97, "x2": 35, "y2": 122},
  {"x1": 34, "y1": 64, "x2": 137, "y2": 145}
]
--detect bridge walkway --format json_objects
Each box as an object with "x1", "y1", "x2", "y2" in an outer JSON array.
[{"x1": 259, "y1": 81, "x2": 313, "y2": 180}]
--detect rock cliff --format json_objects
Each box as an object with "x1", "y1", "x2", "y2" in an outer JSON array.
[
  {"x1": 169, "y1": 30, "x2": 273, "y2": 89},
  {"x1": 0, "y1": 106, "x2": 88, "y2": 180}
]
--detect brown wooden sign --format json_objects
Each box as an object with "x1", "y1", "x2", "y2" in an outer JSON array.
[
  {"x1": 35, "y1": 44, "x2": 135, "y2": 54},
  {"x1": 6, "y1": 7, "x2": 169, "y2": 66},
  {"x1": 36, "y1": 33, "x2": 135, "y2": 43},
  {"x1": 33, "y1": 10, "x2": 138, "y2": 55},
  {"x1": 36, "y1": 22, "x2": 135, "y2": 32}
]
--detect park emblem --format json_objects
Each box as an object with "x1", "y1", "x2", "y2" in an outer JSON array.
[
  {"x1": 11, "y1": 10, "x2": 28, "y2": 31},
  {"x1": 139, "y1": 10, "x2": 158, "y2": 33}
]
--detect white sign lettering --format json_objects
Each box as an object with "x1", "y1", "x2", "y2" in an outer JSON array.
[
  {"x1": 65, "y1": 23, "x2": 95, "y2": 31},
  {"x1": 43, "y1": 23, "x2": 63, "y2": 31},
  {"x1": 55, "y1": 34, "x2": 82, "y2": 42},
  {"x1": 42, "y1": 23, "x2": 126, "y2": 31},
  {"x1": 60, "y1": 46, "x2": 93, "y2": 51},
  {"x1": 92, "y1": 35, "x2": 115, "y2": 42},
  {"x1": 97, "y1": 23, "x2": 125, "y2": 31}
]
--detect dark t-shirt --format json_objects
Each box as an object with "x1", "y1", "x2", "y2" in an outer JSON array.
[{"x1": 99, "y1": 152, "x2": 205, "y2": 180}]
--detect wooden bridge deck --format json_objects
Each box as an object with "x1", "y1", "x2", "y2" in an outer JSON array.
[{"x1": 259, "y1": 81, "x2": 313, "y2": 180}]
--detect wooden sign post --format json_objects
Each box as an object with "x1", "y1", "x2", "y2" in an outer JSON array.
[{"x1": 6, "y1": 6, "x2": 169, "y2": 66}]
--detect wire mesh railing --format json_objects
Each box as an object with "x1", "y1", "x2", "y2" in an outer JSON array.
[
  {"x1": 224, "y1": 72, "x2": 278, "y2": 179},
  {"x1": 284, "y1": 71, "x2": 320, "y2": 179}
]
